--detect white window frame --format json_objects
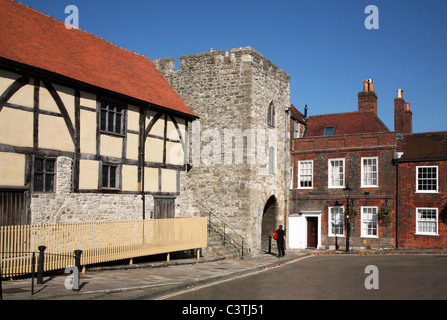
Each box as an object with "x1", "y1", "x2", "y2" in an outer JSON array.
[
  {"x1": 328, "y1": 206, "x2": 345, "y2": 237},
  {"x1": 415, "y1": 207, "x2": 438, "y2": 236},
  {"x1": 328, "y1": 158, "x2": 345, "y2": 188},
  {"x1": 289, "y1": 166, "x2": 294, "y2": 190},
  {"x1": 361, "y1": 206, "x2": 379, "y2": 238},
  {"x1": 361, "y1": 157, "x2": 379, "y2": 188},
  {"x1": 298, "y1": 160, "x2": 313, "y2": 189},
  {"x1": 294, "y1": 121, "x2": 301, "y2": 139},
  {"x1": 416, "y1": 166, "x2": 438, "y2": 193}
]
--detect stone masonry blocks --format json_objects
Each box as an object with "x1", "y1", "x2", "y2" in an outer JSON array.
[{"x1": 153, "y1": 47, "x2": 291, "y2": 254}]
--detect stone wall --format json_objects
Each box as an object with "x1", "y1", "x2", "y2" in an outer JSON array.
[
  {"x1": 31, "y1": 156, "x2": 154, "y2": 224},
  {"x1": 153, "y1": 47, "x2": 291, "y2": 254}
]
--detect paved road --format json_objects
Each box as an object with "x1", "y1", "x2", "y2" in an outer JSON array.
[{"x1": 162, "y1": 255, "x2": 447, "y2": 300}]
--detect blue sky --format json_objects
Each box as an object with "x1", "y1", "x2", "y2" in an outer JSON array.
[{"x1": 17, "y1": 0, "x2": 447, "y2": 133}]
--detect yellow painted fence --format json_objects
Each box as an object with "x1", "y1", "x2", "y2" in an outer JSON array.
[{"x1": 0, "y1": 217, "x2": 207, "y2": 277}]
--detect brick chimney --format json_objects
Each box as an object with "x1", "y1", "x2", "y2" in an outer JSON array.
[
  {"x1": 394, "y1": 89, "x2": 413, "y2": 134},
  {"x1": 358, "y1": 79, "x2": 378, "y2": 115}
]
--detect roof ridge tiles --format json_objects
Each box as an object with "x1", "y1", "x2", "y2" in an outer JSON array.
[{"x1": 0, "y1": 0, "x2": 197, "y2": 118}]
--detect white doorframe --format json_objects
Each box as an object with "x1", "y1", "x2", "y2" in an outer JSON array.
[{"x1": 288, "y1": 211, "x2": 321, "y2": 249}]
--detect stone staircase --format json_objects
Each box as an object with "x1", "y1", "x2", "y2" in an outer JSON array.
[
  {"x1": 195, "y1": 203, "x2": 246, "y2": 259},
  {"x1": 203, "y1": 226, "x2": 244, "y2": 259}
]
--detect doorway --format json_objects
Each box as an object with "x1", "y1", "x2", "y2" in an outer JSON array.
[
  {"x1": 261, "y1": 195, "x2": 278, "y2": 251},
  {"x1": 306, "y1": 217, "x2": 318, "y2": 248},
  {"x1": 153, "y1": 197, "x2": 175, "y2": 219},
  {"x1": 288, "y1": 211, "x2": 321, "y2": 249}
]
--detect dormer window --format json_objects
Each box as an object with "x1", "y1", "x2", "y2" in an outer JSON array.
[{"x1": 323, "y1": 126, "x2": 335, "y2": 136}]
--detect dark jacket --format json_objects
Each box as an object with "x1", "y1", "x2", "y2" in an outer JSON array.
[{"x1": 276, "y1": 228, "x2": 285, "y2": 243}]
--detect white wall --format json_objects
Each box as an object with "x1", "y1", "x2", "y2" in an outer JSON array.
[{"x1": 288, "y1": 212, "x2": 321, "y2": 249}]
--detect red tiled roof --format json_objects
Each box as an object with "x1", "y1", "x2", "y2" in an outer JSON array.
[
  {"x1": 290, "y1": 104, "x2": 307, "y2": 123},
  {"x1": 305, "y1": 111, "x2": 389, "y2": 137},
  {"x1": 398, "y1": 132, "x2": 447, "y2": 160},
  {"x1": 0, "y1": 0, "x2": 197, "y2": 118}
]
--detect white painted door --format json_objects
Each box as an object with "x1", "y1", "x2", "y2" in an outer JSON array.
[{"x1": 288, "y1": 215, "x2": 305, "y2": 249}]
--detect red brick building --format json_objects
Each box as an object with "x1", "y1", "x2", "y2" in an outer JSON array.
[
  {"x1": 289, "y1": 80, "x2": 400, "y2": 250},
  {"x1": 289, "y1": 79, "x2": 446, "y2": 251},
  {"x1": 395, "y1": 131, "x2": 447, "y2": 249}
]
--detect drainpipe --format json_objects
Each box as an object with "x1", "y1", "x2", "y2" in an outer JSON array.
[
  {"x1": 393, "y1": 152, "x2": 403, "y2": 249},
  {"x1": 395, "y1": 161, "x2": 399, "y2": 249},
  {"x1": 284, "y1": 105, "x2": 290, "y2": 246}
]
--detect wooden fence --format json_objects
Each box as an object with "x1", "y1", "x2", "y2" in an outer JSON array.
[{"x1": 0, "y1": 217, "x2": 207, "y2": 278}]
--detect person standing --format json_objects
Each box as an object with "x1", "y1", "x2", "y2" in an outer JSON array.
[{"x1": 276, "y1": 225, "x2": 286, "y2": 258}]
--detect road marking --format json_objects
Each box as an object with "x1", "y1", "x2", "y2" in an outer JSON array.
[{"x1": 155, "y1": 255, "x2": 313, "y2": 300}]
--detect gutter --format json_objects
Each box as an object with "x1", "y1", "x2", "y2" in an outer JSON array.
[
  {"x1": 395, "y1": 160, "x2": 399, "y2": 249},
  {"x1": 393, "y1": 157, "x2": 447, "y2": 163}
]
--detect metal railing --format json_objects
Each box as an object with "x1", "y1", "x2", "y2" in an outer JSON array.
[
  {"x1": 0, "y1": 248, "x2": 81, "y2": 299},
  {"x1": 197, "y1": 203, "x2": 245, "y2": 259}
]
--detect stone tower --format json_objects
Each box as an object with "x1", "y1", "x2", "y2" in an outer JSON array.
[{"x1": 153, "y1": 47, "x2": 291, "y2": 254}]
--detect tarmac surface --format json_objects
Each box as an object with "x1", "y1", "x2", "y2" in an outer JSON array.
[{"x1": 1, "y1": 248, "x2": 446, "y2": 301}]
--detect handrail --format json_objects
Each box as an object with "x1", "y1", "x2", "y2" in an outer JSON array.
[{"x1": 197, "y1": 202, "x2": 245, "y2": 259}]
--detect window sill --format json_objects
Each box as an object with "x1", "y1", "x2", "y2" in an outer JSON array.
[
  {"x1": 415, "y1": 191, "x2": 438, "y2": 194},
  {"x1": 100, "y1": 130, "x2": 125, "y2": 138},
  {"x1": 415, "y1": 233, "x2": 439, "y2": 237},
  {"x1": 100, "y1": 188, "x2": 121, "y2": 193},
  {"x1": 31, "y1": 192, "x2": 56, "y2": 196}
]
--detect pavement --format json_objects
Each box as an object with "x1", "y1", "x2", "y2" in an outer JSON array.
[{"x1": 1, "y1": 248, "x2": 445, "y2": 300}]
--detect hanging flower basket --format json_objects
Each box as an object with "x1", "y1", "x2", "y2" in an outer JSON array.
[
  {"x1": 346, "y1": 207, "x2": 358, "y2": 221},
  {"x1": 378, "y1": 206, "x2": 391, "y2": 220}
]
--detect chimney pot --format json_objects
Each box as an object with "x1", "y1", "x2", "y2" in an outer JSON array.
[
  {"x1": 406, "y1": 103, "x2": 410, "y2": 111},
  {"x1": 363, "y1": 80, "x2": 369, "y2": 92},
  {"x1": 397, "y1": 89, "x2": 403, "y2": 99},
  {"x1": 362, "y1": 79, "x2": 374, "y2": 92}
]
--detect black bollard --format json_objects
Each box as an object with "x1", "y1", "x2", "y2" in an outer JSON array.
[
  {"x1": 268, "y1": 236, "x2": 272, "y2": 254},
  {"x1": 74, "y1": 250, "x2": 82, "y2": 272},
  {"x1": 31, "y1": 252, "x2": 36, "y2": 295},
  {"x1": 37, "y1": 246, "x2": 46, "y2": 285},
  {"x1": 73, "y1": 250, "x2": 82, "y2": 292}
]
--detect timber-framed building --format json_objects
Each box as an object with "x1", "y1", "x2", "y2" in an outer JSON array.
[{"x1": 0, "y1": 0, "x2": 198, "y2": 226}]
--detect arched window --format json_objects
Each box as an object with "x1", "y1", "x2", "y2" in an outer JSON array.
[{"x1": 267, "y1": 101, "x2": 275, "y2": 127}]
